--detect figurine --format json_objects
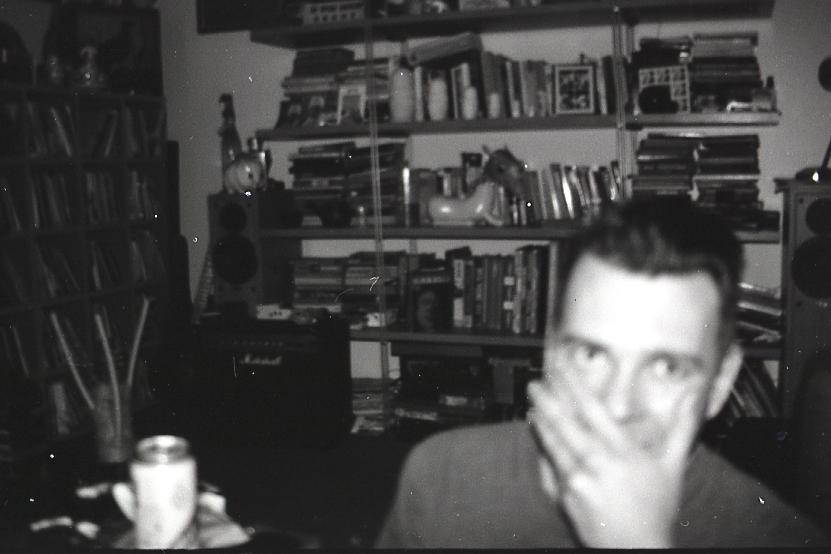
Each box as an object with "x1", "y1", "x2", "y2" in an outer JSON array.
[
  {"x1": 75, "y1": 44, "x2": 106, "y2": 89},
  {"x1": 428, "y1": 145, "x2": 527, "y2": 226}
]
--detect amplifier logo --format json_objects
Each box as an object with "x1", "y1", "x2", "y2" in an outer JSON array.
[{"x1": 239, "y1": 353, "x2": 283, "y2": 367}]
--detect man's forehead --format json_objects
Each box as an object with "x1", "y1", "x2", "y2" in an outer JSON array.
[
  {"x1": 559, "y1": 254, "x2": 723, "y2": 351},
  {"x1": 565, "y1": 254, "x2": 722, "y2": 298}
]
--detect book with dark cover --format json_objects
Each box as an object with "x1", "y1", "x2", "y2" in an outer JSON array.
[
  {"x1": 408, "y1": 266, "x2": 453, "y2": 333},
  {"x1": 446, "y1": 247, "x2": 473, "y2": 330}
]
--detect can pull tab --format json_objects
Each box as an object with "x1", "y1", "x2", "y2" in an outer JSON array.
[{"x1": 112, "y1": 482, "x2": 137, "y2": 521}]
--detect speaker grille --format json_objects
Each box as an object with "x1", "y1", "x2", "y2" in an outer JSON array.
[
  {"x1": 791, "y1": 235, "x2": 831, "y2": 299},
  {"x1": 217, "y1": 201, "x2": 250, "y2": 233},
  {"x1": 806, "y1": 198, "x2": 831, "y2": 235},
  {"x1": 212, "y1": 235, "x2": 258, "y2": 285}
]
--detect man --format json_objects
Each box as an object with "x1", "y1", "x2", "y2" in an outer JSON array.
[{"x1": 375, "y1": 200, "x2": 828, "y2": 548}]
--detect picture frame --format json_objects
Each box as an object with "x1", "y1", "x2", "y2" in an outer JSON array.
[
  {"x1": 554, "y1": 64, "x2": 595, "y2": 115},
  {"x1": 336, "y1": 83, "x2": 367, "y2": 125}
]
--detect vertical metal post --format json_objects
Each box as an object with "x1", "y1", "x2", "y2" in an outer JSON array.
[{"x1": 364, "y1": 22, "x2": 391, "y2": 422}]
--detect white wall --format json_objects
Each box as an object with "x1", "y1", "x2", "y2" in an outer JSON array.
[{"x1": 4, "y1": 0, "x2": 830, "y2": 378}]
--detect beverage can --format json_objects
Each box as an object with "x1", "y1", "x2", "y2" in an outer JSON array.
[{"x1": 131, "y1": 435, "x2": 198, "y2": 548}]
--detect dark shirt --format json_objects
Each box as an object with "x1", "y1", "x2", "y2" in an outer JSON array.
[{"x1": 375, "y1": 421, "x2": 828, "y2": 548}]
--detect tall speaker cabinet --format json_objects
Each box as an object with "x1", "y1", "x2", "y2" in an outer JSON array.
[{"x1": 777, "y1": 179, "x2": 831, "y2": 419}]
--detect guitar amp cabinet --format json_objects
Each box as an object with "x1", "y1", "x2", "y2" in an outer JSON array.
[{"x1": 187, "y1": 314, "x2": 353, "y2": 448}]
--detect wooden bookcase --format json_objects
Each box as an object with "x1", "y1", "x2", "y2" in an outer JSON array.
[
  {"x1": 241, "y1": 0, "x2": 781, "y2": 424},
  {"x1": 0, "y1": 84, "x2": 170, "y2": 462}
]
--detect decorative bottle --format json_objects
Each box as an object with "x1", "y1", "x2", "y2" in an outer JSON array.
[
  {"x1": 390, "y1": 57, "x2": 415, "y2": 123},
  {"x1": 218, "y1": 93, "x2": 243, "y2": 173},
  {"x1": 427, "y1": 71, "x2": 449, "y2": 122}
]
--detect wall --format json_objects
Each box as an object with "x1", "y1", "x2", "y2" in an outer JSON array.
[{"x1": 3, "y1": 0, "x2": 830, "y2": 378}]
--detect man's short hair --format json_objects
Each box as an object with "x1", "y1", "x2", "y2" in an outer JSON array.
[{"x1": 555, "y1": 199, "x2": 745, "y2": 346}]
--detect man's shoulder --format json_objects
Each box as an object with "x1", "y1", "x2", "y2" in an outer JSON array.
[
  {"x1": 406, "y1": 420, "x2": 534, "y2": 468},
  {"x1": 682, "y1": 445, "x2": 830, "y2": 547},
  {"x1": 417, "y1": 420, "x2": 531, "y2": 452}
]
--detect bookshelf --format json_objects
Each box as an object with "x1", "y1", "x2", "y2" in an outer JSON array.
[
  {"x1": 244, "y1": 0, "x2": 782, "y2": 426},
  {"x1": 0, "y1": 84, "x2": 169, "y2": 462}
]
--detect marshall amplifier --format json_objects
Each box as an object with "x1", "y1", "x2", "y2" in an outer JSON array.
[{"x1": 188, "y1": 314, "x2": 353, "y2": 448}]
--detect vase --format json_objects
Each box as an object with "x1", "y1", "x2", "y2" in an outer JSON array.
[
  {"x1": 427, "y1": 74, "x2": 449, "y2": 122},
  {"x1": 390, "y1": 63, "x2": 415, "y2": 122},
  {"x1": 462, "y1": 86, "x2": 479, "y2": 120}
]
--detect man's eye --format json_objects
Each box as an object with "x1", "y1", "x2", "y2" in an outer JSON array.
[
  {"x1": 570, "y1": 344, "x2": 609, "y2": 370},
  {"x1": 648, "y1": 357, "x2": 685, "y2": 379}
]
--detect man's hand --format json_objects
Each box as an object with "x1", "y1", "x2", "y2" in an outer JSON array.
[{"x1": 527, "y1": 368, "x2": 700, "y2": 548}]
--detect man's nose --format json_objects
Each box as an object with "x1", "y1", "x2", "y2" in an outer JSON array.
[{"x1": 602, "y1": 364, "x2": 641, "y2": 421}]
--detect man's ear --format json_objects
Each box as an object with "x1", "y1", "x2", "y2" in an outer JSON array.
[{"x1": 705, "y1": 343, "x2": 744, "y2": 419}]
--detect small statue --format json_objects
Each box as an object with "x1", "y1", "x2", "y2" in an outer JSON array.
[
  {"x1": 75, "y1": 44, "x2": 106, "y2": 88},
  {"x1": 428, "y1": 145, "x2": 527, "y2": 227},
  {"x1": 428, "y1": 181, "x2": 505, "y2": 226}
]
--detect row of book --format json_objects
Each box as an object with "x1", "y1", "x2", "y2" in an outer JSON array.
[
  {"x1": 442, "y1": 245, "x2": 550, "y2": 336},
  {"x1": 0, "y1": 234, "x2": 166, "y2": 305},
  {"x1": 0, "y1": 173, "x2": 24, "y2": 235},
  {"x1": 722, "y1": 359, "x2": 779, "y2": 423},
  {"x1": 0, "y1": 169, "x2": 162, "y2": 235},
  {"x1": 276, "y1": 33, "x2": 622, "y2": 129},
  {"x1": 405, "y1": 32, "x2": 620, "y2": 121},
  {"x1": 289, "y1": 243, "x2": 554, "y2": 336},
  {"x1": 0, "y1": 99, "x2": 164, "y2": 160},
  {"x1": 77, "y1": 105, "x2": 166, "y2": 159}
]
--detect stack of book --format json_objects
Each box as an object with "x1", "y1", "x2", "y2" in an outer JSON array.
[
  {"x1": 390, "y1": 342, "x2": 493, "y2": 432},
  {"x1": 290, "y1": 257, "x2": 346, "y2": 315},
  {"x1": 344, "y1": 142, "x2": 406, "y2": 224},
  {"x1": 288, "y1": 140, "x2": 407, "y2": 226},
  {"x1": 289, "y1": 141, "x2": 353, "y2": 225},
  {"x1": 694, "y1": 133, "x2": 761, "y2": 215},
  {"x1": 342, "y1": 250, "x2": 409, "y2": 328},
  {"x1": 633, "y1": 31, "x2": 773, "y2": 114},
  {"x1": 736, "y1": 281, "x2": 782, "y2": 346},
  {"x1": 276, "y1": 48, "x2": 392, "y2": 127},
  {"x1": 632, "y1": 133, "x2": 699, "y2": 199},
  {"x1": 694, "y1": 134, "x2": 777, "y2": 231},
  {"x1": 689, "y1": 32, "x2": 767, "y2": 112},
  {"x1": 350, "y1": 378, "x2": 387, "y2": 435},
  {"x1": 631, "y1": 132, "x2": 777, "y2": 231}
]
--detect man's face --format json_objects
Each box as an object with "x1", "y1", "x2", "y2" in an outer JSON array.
[{"x1": 550, "y1": 254, "x2": 735, "y2": 454}]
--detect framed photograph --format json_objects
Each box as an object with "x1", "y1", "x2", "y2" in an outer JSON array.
[
  {"x1": 336, "y1": 83, "x2": 367, "y2": 125},
  {"x1": 554, "y1": 64, "x2": 595, "y2": 115}
]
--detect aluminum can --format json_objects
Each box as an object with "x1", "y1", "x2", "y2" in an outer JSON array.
[{"x1": 131, "y1": 435, "x2": 198, "y2": 548}]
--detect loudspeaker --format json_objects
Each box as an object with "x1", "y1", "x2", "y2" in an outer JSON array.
[
  {"x1": 208, "y1": 191, "x2": 300, "y2": 316},
  {"x1": 780, "y1": 180, "x2": 831, "y2": 419}
]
